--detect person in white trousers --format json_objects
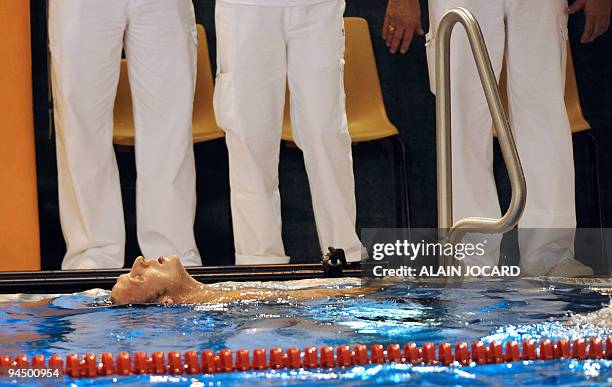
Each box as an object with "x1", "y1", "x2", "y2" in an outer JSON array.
[
  {"x1": 213, "y1": 0, "x2": 364, "y2": 265},
  {"x1": 49, "y1": 0, "x2": 202, "y2": 269},
  {"x1": 383, "y1": 0, "x2": 610, "y2": 275}
]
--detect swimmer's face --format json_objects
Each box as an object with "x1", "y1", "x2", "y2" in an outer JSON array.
[{"x1": 110, "y1": 255, "x2": 189, "y2": 304}]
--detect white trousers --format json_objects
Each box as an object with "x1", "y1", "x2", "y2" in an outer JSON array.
[
  {"x1": 214, "y1": 0, "x2": 363, "y2": 264},
  {"x1": 49, "y1": 0, "x2": 201, "y2": 269},
  {"x1": 426, "y1": 0, "x2": 576, "y2": 274}
]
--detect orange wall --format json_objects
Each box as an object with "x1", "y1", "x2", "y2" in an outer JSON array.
[{"x1": 0, "y1": 1, "x2": 41, "y2": 271}]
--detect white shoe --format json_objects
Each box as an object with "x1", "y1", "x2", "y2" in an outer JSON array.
[
  {"x1": 62, "y1": 255, "x2": 125, "y2": 270},
  {"x1": 180, "y1": 251, "x2": 203, "y2": 267},
  {"x1": 65, "y1": 257, "x2": 104, "y2": 270},
  {"x1": 546, "y1": 258, "x2": 594, "y2": 277},
  {"x1": 234, "y1": 254, "x2": 291, "y2": 265}
]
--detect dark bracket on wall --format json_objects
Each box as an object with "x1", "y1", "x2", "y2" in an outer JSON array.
[{"x1": 0, "y1": 263, "x2": 362, "y2": 294}]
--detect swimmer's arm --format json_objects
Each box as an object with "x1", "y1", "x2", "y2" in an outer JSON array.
[
  {"x1": 276, "y1": 287, "x2": 378, "y2": 300},
  {"x1": 19, "y1": 298, "x2": 54, "y2": 308},
  {"x1": 189, "y1": 286, "x2": 378, "y2": 303}
]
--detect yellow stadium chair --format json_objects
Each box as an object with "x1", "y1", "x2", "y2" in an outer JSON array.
[
  {"x1": 113, "y1": 24, "x2": 224, "y2": 146},
  {"x1": 282, "y1": 17, "x2": 410, "y2": 227},
  {"x1": 0, "y1": 1, "x2": 40, "y2": 271},
  {"x1": 564, "y1": 47, "x2": 591, "y2": 134},
  {"x1": 496, "y1": 42, "x2": 602, "y2": 228}
]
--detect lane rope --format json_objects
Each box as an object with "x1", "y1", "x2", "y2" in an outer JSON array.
[{"x1": 1, "y1": 337, "x2": 611, "y2": 378}]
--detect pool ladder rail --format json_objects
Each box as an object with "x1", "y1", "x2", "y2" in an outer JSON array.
[
  {"x1": 436, "y1": 8, "x2": 527, "y2": 265},
  {"x1": 1, "y1": 337, "x2": 610, "y2": 378}
]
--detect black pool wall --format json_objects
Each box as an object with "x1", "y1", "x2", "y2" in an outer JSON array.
[{"x1": 30, "y1": 0, "x2": 612, "y2": 268}]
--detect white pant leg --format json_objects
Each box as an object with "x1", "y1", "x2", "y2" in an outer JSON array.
[
  {"x1": 286, "y1": 0, "x2": 363, "y2": 262},
  {"x1": 214, "y1": 2, "x2": 289, "y2": 265},
  {"x1": 49, "y1": 0, "x2": 127, "y2": 269},
  {"x1": 124, "y1": 0, "x2": 201, "y2": 266},
  {"x1": 505, "y1": 0, "x2": 576, "y2": 275},
  {"x1": 426, "y1": 0, "x2": 506, "y2": 267}
]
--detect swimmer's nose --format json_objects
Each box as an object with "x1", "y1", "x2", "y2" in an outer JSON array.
[{"x1": 135, "y1": 256, "x2": 151, "y2": 267}]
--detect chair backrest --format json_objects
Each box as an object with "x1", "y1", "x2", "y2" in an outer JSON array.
[
  {"x1": 112, "y1": 61, "x2": 134, "y2": 145},
  {"x1": 495, "y1": 41, "x2": 590, "y2": 136},
  {"x1": 113, "y1": 24, "x2": 223, "y2": 146},
  {"x1": 564, "y1": 45, "x2": 590, "y2": 133},
  {"x1": 282, "y1": 17, "x2": 398, "y2": 143}
]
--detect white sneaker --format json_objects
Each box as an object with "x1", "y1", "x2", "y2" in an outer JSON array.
[
  {"x1": 62, "y1": 256, "x2": 123, "y2": 270},
  {"x1": 180, "y1": 251, "x2": 203, "y2": 267},
  {"x1": 66, "y1": 258, "x2": 103, "y2": 270},
  {"x1": 546, "y1": 258, "x2": 594, "y2": 277}
]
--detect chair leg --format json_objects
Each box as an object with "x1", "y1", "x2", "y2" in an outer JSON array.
[
  {"x1": 586, "y1": 131, "x2": 604, "y2": 228},
  {"x1": 389, "y1": 136, "x2": 411, "y2": 228},
  {"x1": 585, "y1": 130, "x2": 608, "y2": 273}
]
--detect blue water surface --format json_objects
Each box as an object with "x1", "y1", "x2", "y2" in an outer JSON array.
[{"x1": 0, "y1": 278, "x2": 610, "y2": 386}]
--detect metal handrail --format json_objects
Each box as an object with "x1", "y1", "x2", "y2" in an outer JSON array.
[{"x1": 435, "y1": 8, "x2": 527, "y2": 259}]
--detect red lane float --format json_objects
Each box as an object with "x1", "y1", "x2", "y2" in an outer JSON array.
[
  {"x1": 455, "y1": 342, "x2": 470, "y2": 366},
  {"x1": 303, "y1": 347, "x2": 318, "y2": 368},
  {"x1": 133, "y1": 352, "x2": 148, "y2": 374},
  {"x1": 0, "y1": 336, "x2": 610, "y2": 378},
  {"x1": 506, "y1": 341, "x2": 520, "y2": 362},
  {"x1": 370, "y1": 344, "x2": 385, "y2": 364},
  {"x1": 354, "y1": 344, "x2": 369, "y2": 365}
]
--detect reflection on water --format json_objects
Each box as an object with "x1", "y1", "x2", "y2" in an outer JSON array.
[{"x1": 0, "y1": 278, "x2": 610, "y2": 386}]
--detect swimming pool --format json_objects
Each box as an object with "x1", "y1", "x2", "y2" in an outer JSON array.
[{"x1": 0, "y1": 277, "x2": 610, "y2": 386}]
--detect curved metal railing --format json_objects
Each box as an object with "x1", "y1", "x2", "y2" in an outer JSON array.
[{"x1": 435, "y1": 8, "x2": 527, "y2": 265}]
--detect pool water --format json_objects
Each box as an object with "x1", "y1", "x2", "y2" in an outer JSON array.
[{"x1": 0, "y1": 278, "x2": 610, "y2": 386}]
